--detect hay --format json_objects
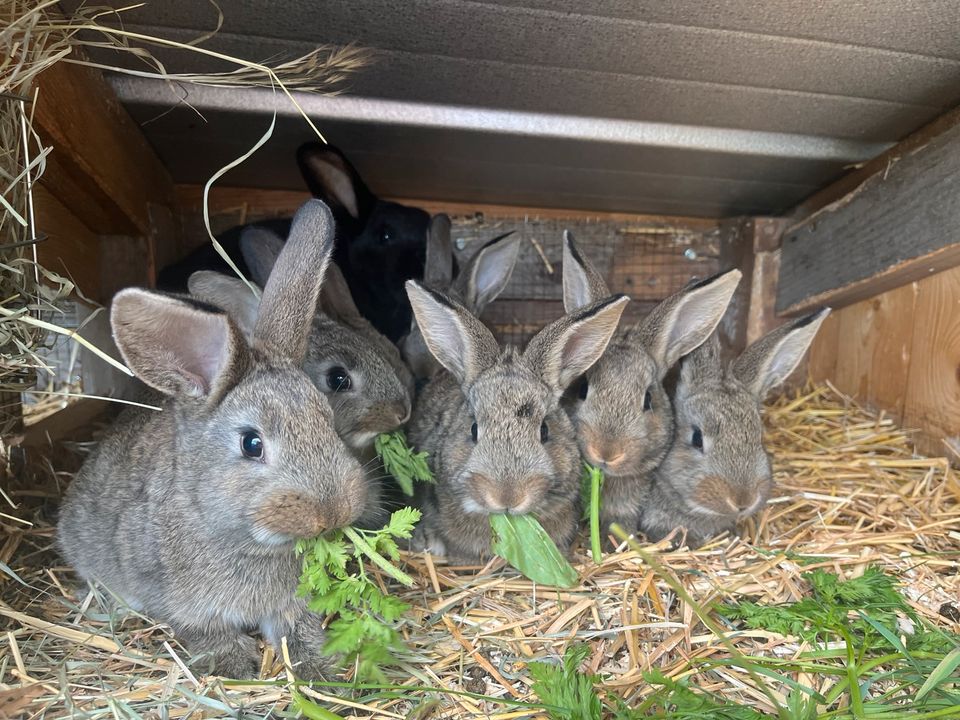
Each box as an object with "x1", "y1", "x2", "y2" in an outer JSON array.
[
  {"x1": 1, "y1": 1, "x2": 372, "y2": 434},
  {"x1": 1, "y1": 384, "x2": 957, "y2": 717}
]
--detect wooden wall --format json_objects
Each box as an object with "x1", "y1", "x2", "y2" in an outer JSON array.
[{"x1": 808, "y1": 266, "x2": 960, "y2": 458}]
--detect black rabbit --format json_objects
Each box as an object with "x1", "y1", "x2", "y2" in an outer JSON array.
[{"x1": 158, "y1": 143, "x2": 430, "y2": 342}]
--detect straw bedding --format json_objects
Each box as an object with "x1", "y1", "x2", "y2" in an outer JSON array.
[{"x1": 1, "y1": 383, "x2": 958, "y2": 718}]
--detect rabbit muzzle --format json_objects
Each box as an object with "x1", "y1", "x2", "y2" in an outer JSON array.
[
  {"x1": 578, "y1": 423, "x2": 640, "y2": 476},
  {"x1": 462, "y1": 472, "x2": 549, "y2": 515},
  {"x1": 692, "y1": 474, "x2": 767, "y2": 520},
  {"x1": 252, "y1": 490, "x2": 360, "y2": 541}
]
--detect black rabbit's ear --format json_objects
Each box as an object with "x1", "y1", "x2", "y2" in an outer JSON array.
[{"x1": 297, "y1": 143, "x2": 376, "y2": 224}]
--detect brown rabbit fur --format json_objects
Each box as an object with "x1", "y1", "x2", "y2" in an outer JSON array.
[
  {"x1": 640, "y1": 309, "x2": 830, "y2": 548},
  {"x1": 234, "y1": 226, "x2": 415, "y2": 452},
  {"x1": 400, "y1": 215, "x2": 520, "y2": 385},
  {"x1": 191, "y1": 232, "x2": 417, "y2": 528},
  {"x1": 57, "y1": 201, "x2": 367, "y2": 680},
  {"x1": 561, "y1": 231, "x2": 741, "y2": 538},
  {"x1": 405, "y1": 281, "x2": 628, "y2": 562}
]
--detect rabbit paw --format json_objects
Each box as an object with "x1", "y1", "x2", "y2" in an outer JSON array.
[
  {"x1": 178, "y1": 625, "x2": 261, "y2": 679},
  {"x1": 411, "y1": 524, "x2": 446, "y2": 557}
]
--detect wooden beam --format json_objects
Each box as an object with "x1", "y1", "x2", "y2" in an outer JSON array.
[
  {"x1": 33, "y1": 185, "x2": 101, "y2": 302},
  {"x1": 718, "y1": 217, "x2": 786, "y2": 355},
  {"x1": 175, "y1": 184, "x2": 719, "y2": 230},
  {"x1": 35, "y1": 61, "x2": 176, "y2": 236},
  {"x1": 778, "y1": 111, "x2": 960, "y2": 317}
]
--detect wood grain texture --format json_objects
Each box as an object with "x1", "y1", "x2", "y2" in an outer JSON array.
[
  {"x1": 778, "y1": 118, "x2": 960, "y2": 316},
  {"x1": 34, "y1": 61, "x2": 175, "y2": 235},
  {"x1": 33, "y1": 185, "x2": 101, "y2": 302},
  {"x1": 904, "y1": 266, "x2": 960, "y2": 456},
  {"x1": 809, "y1": 268, "x2": 958, "y2": 457},
  {"x1": 832, "y1": 282, "x2": 918, "y2": 418},
  {"x1": 807, "y1": 307, "x2": 841, "y2": 382}
]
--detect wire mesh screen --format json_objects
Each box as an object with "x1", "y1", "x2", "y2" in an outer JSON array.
[
  {"x1": 199, "y1": 199, "x2": 723, "y2": 350},
  {"x1": 449, "y1": 214, "x2": 722, "y2": 347}
]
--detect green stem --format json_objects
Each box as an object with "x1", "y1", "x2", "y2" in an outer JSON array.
[
  {"x1": 589, "y1": 470, "x2": 602, "y2": 564},
  {"x1": 343, "y1": 527, "x2": 414, "y2": 587},
  {"x1": 839, "y1": 626, "x2": 866, "y2": 719}
]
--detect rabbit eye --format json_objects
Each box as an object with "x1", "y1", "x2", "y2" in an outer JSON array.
[
  {"x1": 643, "y1": 388, "x2": 653, "y2": 411},
  {"x1": 578, "y1": 378, "x2": 588, "y2": 400},
  {"x1": 470, "y1": 422, "x2": 478, "y2": 443},
  {"x1": 691, "y1": 425, "x2": 704, "y2": 451},
  {"x1": 240, "y1": 430, "x2": 264, "y2": 459},
  {"x1": 326, "y1": 366, "x2": 352, "y2": 392},
  {"x1": 380, "y1": 227, "x2": 393, "y2": 244},
  {"x1": 540, "y1": 421, "x2": 549, "y2": 443}
]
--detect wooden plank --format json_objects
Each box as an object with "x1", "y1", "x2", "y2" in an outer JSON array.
[
  {"x1": 778, "y1": 116, "x2": 960, "y2": 317},
  {"x1": 33, "y1": 185, "x2": 101, "y2": 302},
  {"x1": 788, "y1": 105, "x2": 960, "y2": 225},
  {"x1": 175, "y1": 184, "x2": 719, "y2": 230},
  {"x1": 830, "y1": 283, "x2": 918, "y2": 420},
  {"x1": 745, "y1": 247, "x2": 781, "y2": 346},
  {"x1": 34, "y1": 61, "x2": 175, "y2": 236},
  {"x1": 807, "y1": 308, "x2": 841, "y2": 383},
  {"x1": 717, "y1": 217, "x2": 786, "y2": 354},
  {"x1": 903, "y1": 266, "x2": 960, "y2": 457}
]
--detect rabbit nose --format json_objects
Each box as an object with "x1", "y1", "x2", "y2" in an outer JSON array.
[
  {"x1": 729, "y1": 490, "x2": 758, "y2": 514},
  {"x1": 254, "y1": 492, "x2": 355, "y2": 539},
  {"x1": 391, "y1": 400, "x2": 411, "y2": 426},
  {"x1": 586, "y1": 443, "x2": 626, "y2": 468}
]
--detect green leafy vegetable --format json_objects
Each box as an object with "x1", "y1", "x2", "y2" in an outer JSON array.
[
  {"x1": 528, "y1": 644, "x2": 602, "y2": 720},
  {"x1": 581, "y1": 463, "x2": 604, "y2": 563},
  {"x1": 375, "y1": 430, "x2": 433, "y2": 496},
  {"x1": 489, "y1": 514, "x2": 578, "y2": 587},
  {"x1": 720, "y1": 566, "x2": 934, "y2": 650},
  {"x1": 296, "y1": 507, "x2": 421, "y2": 682}
]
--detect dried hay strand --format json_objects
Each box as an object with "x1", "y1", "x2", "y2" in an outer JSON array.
[
  {"x1": 1, "y1": 384, "x2": 958, "y2": 717},
  {"x1": 1, "y1": 1, "x2": 372, "y2": 432}
]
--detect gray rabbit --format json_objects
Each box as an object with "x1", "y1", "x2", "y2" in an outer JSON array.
[
  {"x1": 405, "y1": 280, "x2": 628, "y2": 562},
  {"x1": 57, "y1": 201, "x2": 367, "y2": 679},
  {"x1": 399, "y1": 215, "x2": 521, "y2": 384},
  {"x1": 640, "y1": 309, "x2": 830, "y2": 548},
  {"x1": 561, "y1": 231, "x2": 741, "y2": 538},
  {"x1": 188, "y1": 247, "x2": 413, "y2": 455}
]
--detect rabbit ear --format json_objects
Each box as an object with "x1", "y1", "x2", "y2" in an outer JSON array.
[
  {"x1": 239, "y1": 226, "x2": 285, "y2": 287},
  {"x1": 296, "y1": 142, "x2": 375, "y2": 223},
  {"x1": 187, "y1": 271, "x2": 261, "y2": 340},
  {"x1": 562, "y1": 230, "x2": 609, "y2": 312},
  {"x1": 318, "y1": 261, "x2": 366, "y2": 329},
  {"x1": 680, "y1": 331, "x2": 723, "y2": 388},
  {"x1": 253, "y1": 200, "x2": 336, "y2": 363},
  {"x1": 111, "y1": 288, "x2": 248, "y2": 400},
  {"x1": 525, "y1": 295, "x2": 629, "y2": 394},
  {"x1": 456, "y1": 230, "x2": 521, "y2": 314},
  {"x1": 424, "y1": 214, "x2": 454, "y2": 287},
  {"x1": 636, "y1": 269, "x2": 741, "y2": 375},
  {"x1": 405, "y1": 280, "x2": 499, "y2": 386},
  {"x1": 732, "y1": 308, "x2": 831, "y2": 398}
]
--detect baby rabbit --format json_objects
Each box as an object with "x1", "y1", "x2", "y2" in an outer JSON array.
[
  {"x1": 400, "y1": 215, "x2": 521, "y2": 384},
  {"x1": 189, "y1": 227, "x2": 414, "y2": 455},
  {"x1": 561, "y1": 231, "x2": 741, "y2": 537},
  {"x1": 640, "y1": 309, "x2": 830, "y2": 548},
  {"x1": 57, "y1": 200, "x2": 367, "y2": 680},
  {"x1": 405, "y1": 280, "x2": 628, "y2": 562}
]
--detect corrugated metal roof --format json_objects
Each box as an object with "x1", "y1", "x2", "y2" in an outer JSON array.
[{"x1": 78, "y1": 0, "x2": 960, "y2": 216}]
